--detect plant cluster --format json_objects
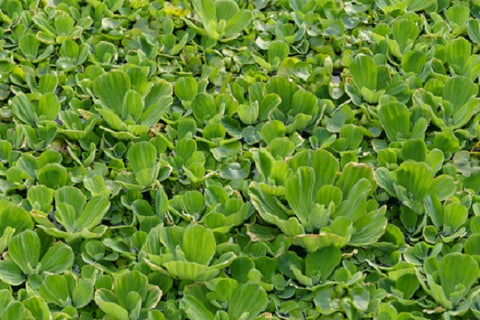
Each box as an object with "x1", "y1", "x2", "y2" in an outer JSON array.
[{"x1": 1, "y1": 0, "x2": 480, "y2": 319}]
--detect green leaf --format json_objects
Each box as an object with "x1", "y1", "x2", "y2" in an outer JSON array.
[
  {"x1": 407, "y1": 0, "x2": 434, "y2": 11},
  {"x1": 401, "y1": 139, "x2": 426, "y2": 162},
  {"x1": 266, "y1": 76, "x2": 297, "y2": 113},
  {"x1": 443, "y1": 203, "x2": 468, "y2": 233},
  {"x1": 93, "y1": 71, "x2": 130, "y2": 115},
  {"x1": 0, "y1": 301, "x2": 33, "y2": 320},
  {"x1": 439, "y1": 253, "x2": 479, "y2": 301},
  {"x1": 260, "y1": 120, "x2": 285, "y2": 144},
  {"x1": 55, "y1": 186, "x2": 86, "y2": 216},
  {"x1": 228, "y1": 283, "x2": 268, "y2": 320},
  {"x1": 293, "y1": 232, "x2": 350, "y2": 252},
  {"x1": 126, "y1": 66, "x2": 148, "y2": 94},
  {"x1": 401, "y1": 50, "x2": 427, "y2": 73},
  {"x1": 285, "y1": 167, "x2": 315, "y2": 227},
  {"x1": 0, "y1": 205, "x2": 33, "y2": 236},
  {"x1": 0, "y1": 259, "x2": 24, "y2": 285},
  {"x1": 23, "y1": 297, "x2": 50, "y2": 320},
  {"x1": 142, "y1": 81, "x2": 173, "y2": 126},
  {"x1": 465, "y1": 234, "x2": 480, "y2": 255},
  {"x1": 182, "y1": 225, "x2": 216, "y2": 265},
  {"x1": 181, "y1": 290, "x2": 215, "y2": 320},
  {"x1": 351, "y1": 287, "x2": 369, "y2": 311},
  {"x1": 95, "y1": 289, "x2": 130, "y2": 320},
  {"x1": 468, "y1": 19, "x2": 480, "y2": 44},
  {"x1": 337, "y1": 163, "x2": 375, "y2": 197},
  {"x1": 122, "y1": 89, "x2": 144, "y2": 121},
  {"x1": 175, "y1": 77, "x2": 198, "y2": 102},
  {"x1": 39, "y1": 274, "x2": 70, "y2": 307},
  {"x1": 75, "y1": 196, "x2": 110, "y2": 230},
  {"x1": 37, "y1": 163, "x2": 68, "y2": 188},
  {"x1": 163, "y1": 261, "x2": 219, "y2": 281},
  {"x1": 237, "y1": 103, "x2": 259, "y2": 125},
  {"x1": 39, "y1": 243, "x2": 74, "y2": 274},
  {"x1": 127, "y1": 141, "x2": 157, "y2": 172},
  {"x1": 37, "y1": 93, "x2": 60, "y2": 121},
  {"x1": 446, "y1": 4, "x2": 470, "y2": 30},
  {"x1": 54, "y1": 204, "x2": 77, "y2": 232},
  {"x1": 305, "y1": 246, "x2": 341, "y2": 280},
  {"x1": 9, "y1": 230, "x2": 40, "y2": 275},
  {"x1": 192, "y1": 93, "x2": 218, "y2": 123},
  {"x1": 193, "y1": 0, "x2": 218, "y2": 37},
  {"x1": 350, "y1": 207, "x2": 387, "y2": 245},
  {"x1": 291, "y1": 89, "x2": 319, "y2": 119},
  {"x1": 289, "y1": 149, "x2": 339, "y2": 191},
  {"x1": 223, "y1": 7, "x2": 252, "y2": 39},
  {"x1": 351, "y1": 54, "x2": 377, "y2": 91},
  {"x1": 249, "y1": 183, "x2": 302, "y2": 236},
  {"x1": 378, "y1": 102, "x2": 410, "y2": 141},
  {"x1": 27, "y1": 185, "x2": 54, "y2": 212},
  {"x1": 72, "y1": 279, "x2": 94, "y2": 308},
  {"x1": 396, "y1": 161, "x2": 434, "y2": 202},
  {"x1": 259, "y1": 93, "x2": 281, "y2": 121},
  {"x1": 114, "y1": 270, "x2": 148, "y2": 309},
  {"x1": 19, "y1": 34, "x2": 40, "y2": 59},
  {"x1": 181, "y1": 191, "x2": 204, "y2": 219},
  {"x1": 446, "y1": 38, "x2": 471, "y2": 75},
  {"x1": 11, "y1": 93, "x2": 37, "y2": 126},
  {"x1": 443, "y1": 76, "x2": 478, "y2": 108},
  {"x1": 268, "y1": 40, "x2": 289, "y2": 65},
  {"x1": 392, "y1": 18, "x2": 419, "y2": 54}
]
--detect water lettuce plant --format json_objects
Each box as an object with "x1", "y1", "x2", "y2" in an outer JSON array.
[{"x1": 1, "y1": 0, "x2": 480, "y2": 319}]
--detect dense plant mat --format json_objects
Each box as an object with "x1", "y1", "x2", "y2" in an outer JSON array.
[{"x1": 1, "y1": 0, "x2": 480, "y2": 319}]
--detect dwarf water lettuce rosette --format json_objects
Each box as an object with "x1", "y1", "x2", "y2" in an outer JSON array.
[{"x1": 1, "y1": 0, "x2": 480, "y2": 319}]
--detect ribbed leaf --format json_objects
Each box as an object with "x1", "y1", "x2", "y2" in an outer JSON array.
[
  {"x1": 37, "y1": 163, "x2": 68, "y2": 189},
  {"x1": 39, "y1": 274, "x2": 70, "y2": 307},
  {"x1": 11, "y1": 93, "x2": 37, "y2": 126},
  {"x1": 443, "y1": 76, "x2": 478, "y2": 108},
  {"x1": 305, "y1": 246, "x2": 341, "y2": 280},
  {"x1": 285, "y1": 167, "x2": 315, "y2": 226},
  {"x1": 182, "y1": 225, "x2": 215, "y2": 265},
  {"x1": 228, "y1": 283, "x2": 268, "y2": 320},
  {"x1": 224, "y1": 9, "x2": 252, "y2": 39},
  {"x1": 39, "y1": 243, "x2": 74, "y2": 274},
  {"x1": 93, "y1": 71, "x2": 130, "y2": 114},
  {"x1": 122, "y1": 89, "x2": 143, "y2": 121},
  {"x1": 75, "y1": 196, "x2": 110, "y2": 230},
  {"x1": 266, "y1": 76, "x2": 297, "y2": 113},
  {"x1": 0, "y1": 259, "x2": 24, "y2": 285},
  {"x1": 396, "y1": 161, "x2": 434, "y2": 202},
  {"x1": 175, "y1": 77, "x2": 198, "y2": 102},
  {"x1": 114, "y1": 271, "x2": 148, "y2": 309},
  {"x1": 392, "y1": 18, "x2": 419, "y2": 53},
  {"x1": 351, "y1": 54, "x2": 377, "y2": 90},
  {"x1": 446, "y1": 37, "x2": 471, "y2": 74},
  {"x1": 23, "y1": 297, "x2": 50, "y2": 320},
  {"x1": 337, "y1": 163, "x2": 375, "y2": 198},
  {"x1": 192, "y1": 93, "x2": 217, "y2": 123},
  {"x1": 289, "y1": 150, "x2": 339, "y2": 191},
  {"x1": 468, "y1": 19, "x2": 480, "y2": 44},
  {"x1": 0, "y1": 206, "x2": 33, "y2": 236},
  {"x1": 378, "y1": 102, "x2": 410, "y2": 141},
  {"x1": 127, "y1": 141, "x2": 157, "y2": 172},
  {"x1": 95, "y1": 290, "x2": 129, "y2": 320},
  {"x1": 181, "y1": 290, "x2": 215, "y2": 320},
  {"x1": 439, "y1": 253, "x2": 479, "y2": 298},
  {"x1": 9, "y1": 230, "x2": 40, "y2": 275},
  {"x1": 38, "y1": 93, "x2": 60, "y2": 121},
  {"x1": 350, "y1": 207, "x2": 387, "y2": 245},
  {"x1": 163, "y1": 261, "x2": 218, "y2": 281}
]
